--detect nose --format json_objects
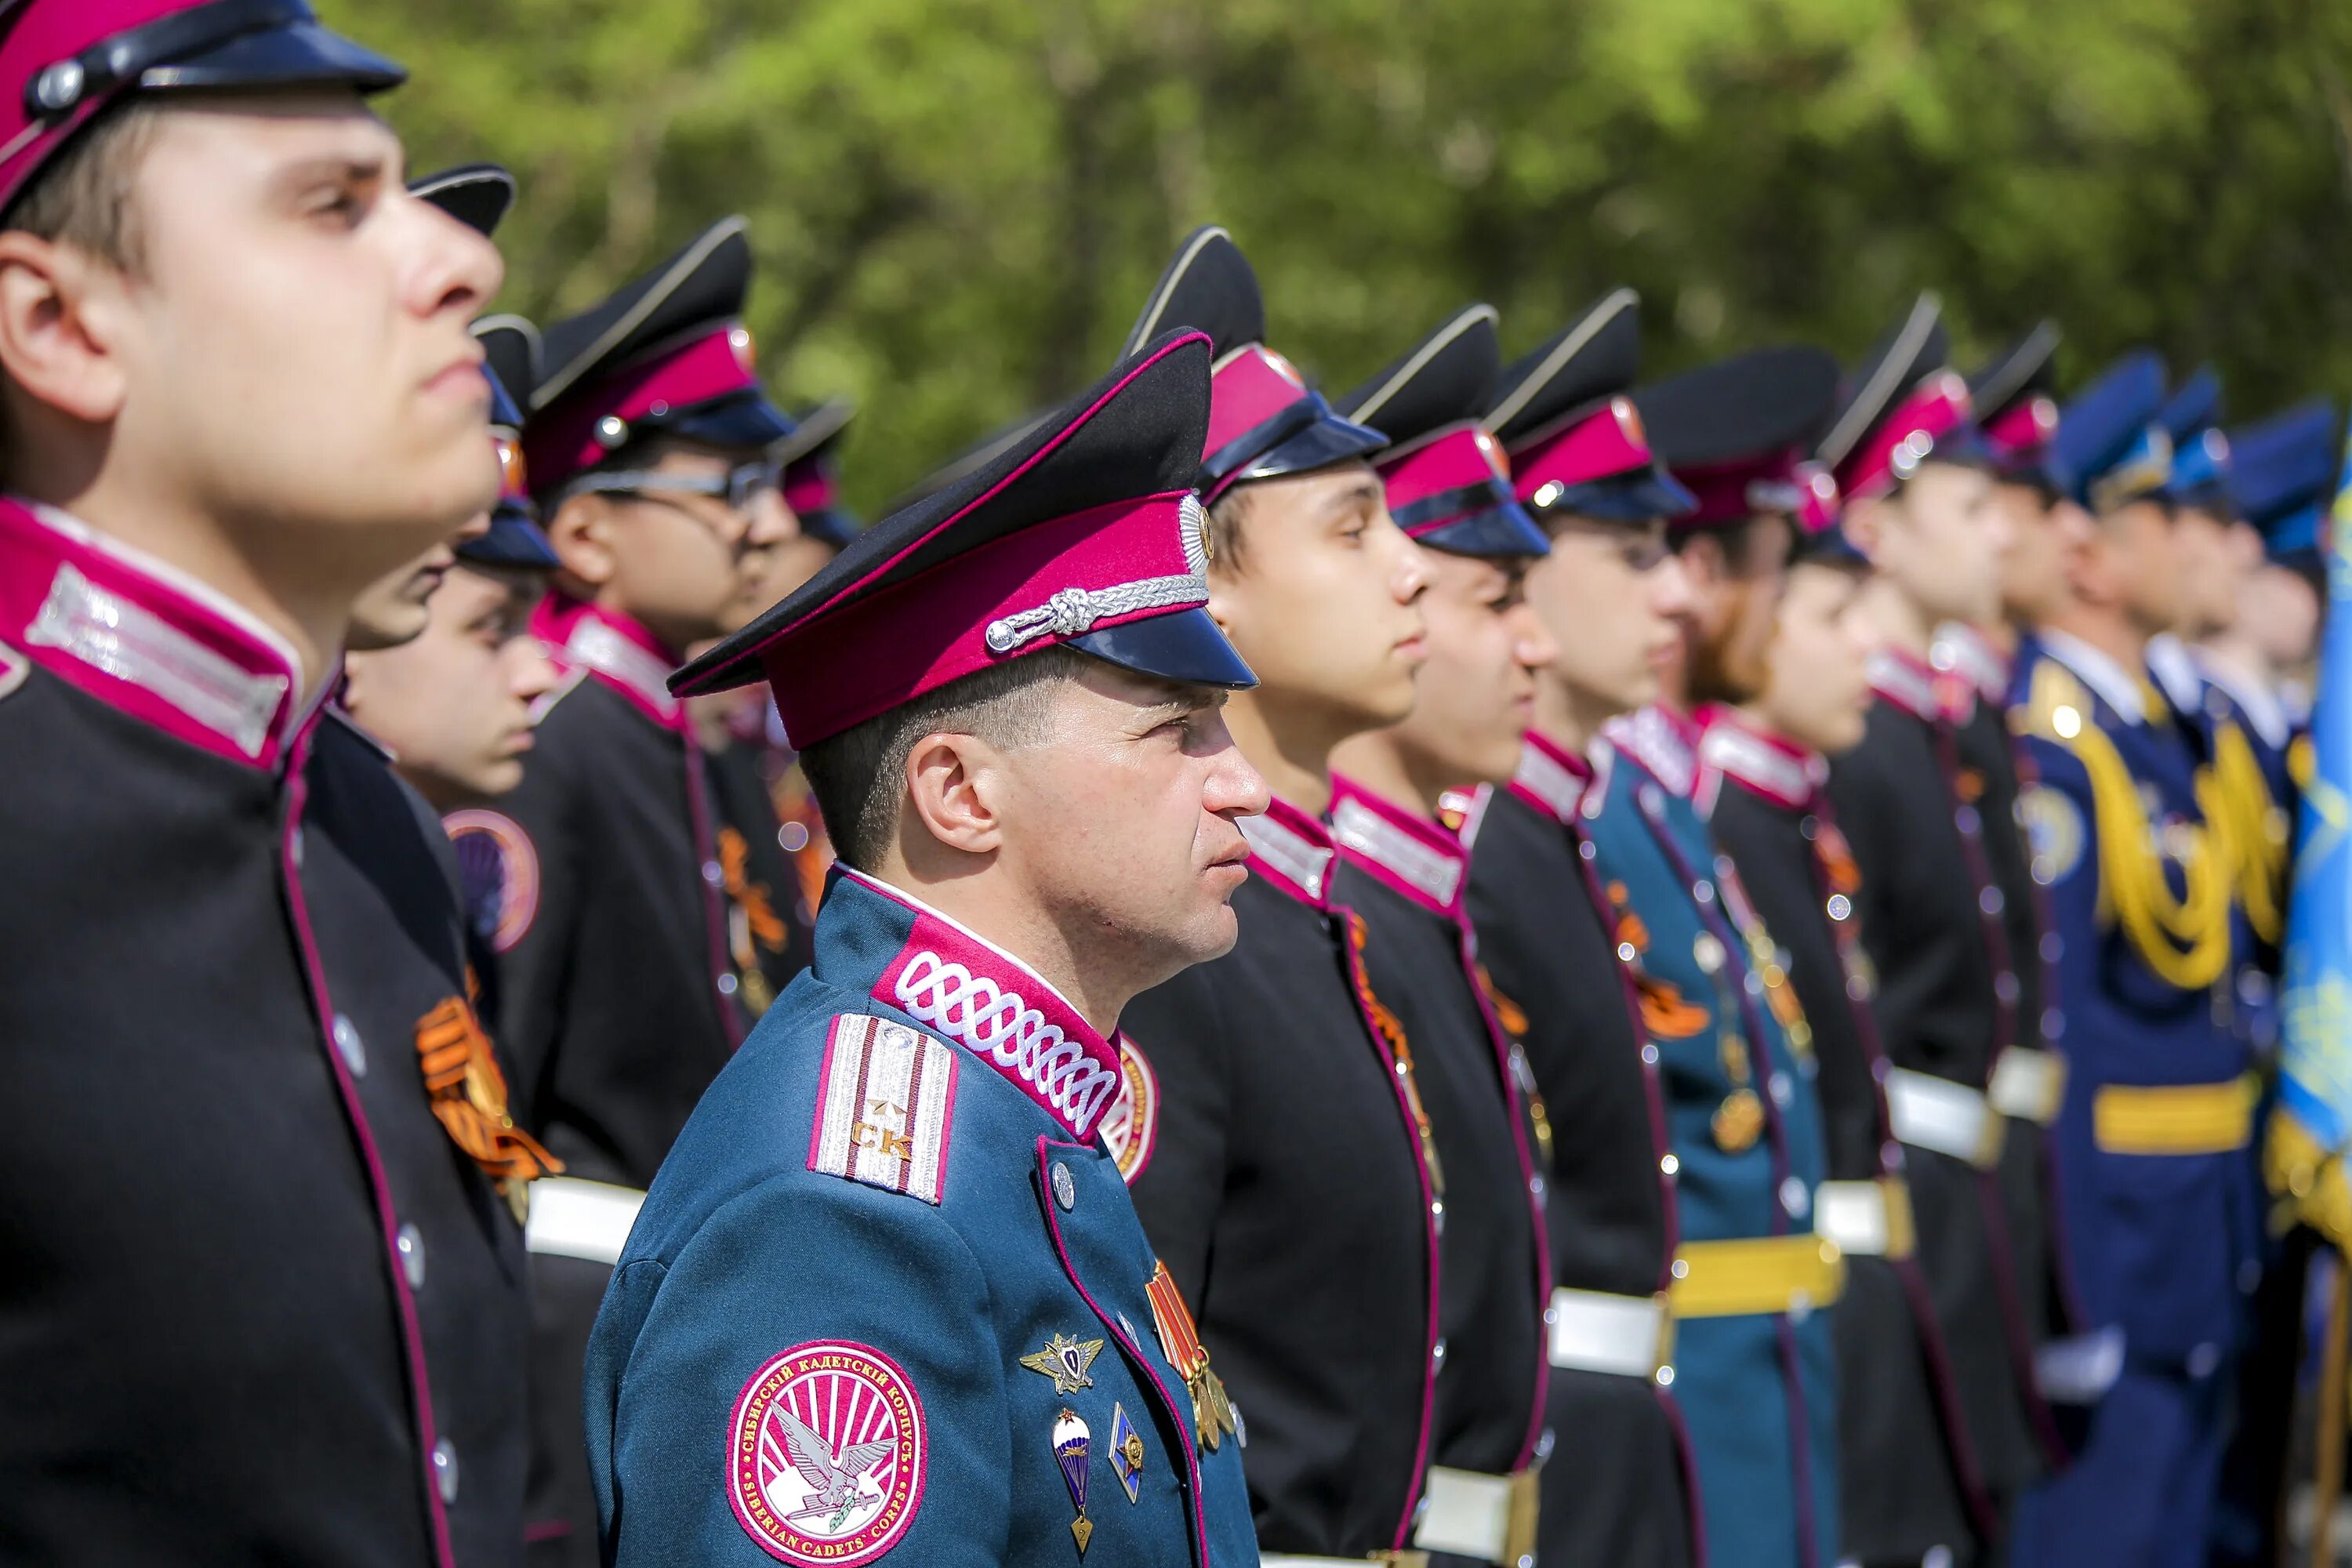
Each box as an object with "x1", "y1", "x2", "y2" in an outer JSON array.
[
  {"x1": 745, "y1": 485, "x2": 798, "y2": 550},
  {"x1": 407, "y1": 187, "x2": 506, "y2": 324},
  {"x1": 1394, "y1": 535, "x2": 1436, "y2": 605},
  {"x1": 1510, "y1": 598, "x2": 1559, "y2": 671},
  {"x1": 1202, "y1": 713, "x2": 1272, "y2": 820},
  {"x1": 1648, "y1": 550, "x2": 1697, "y2": 617},
  {"x1": 508, "y1": 635, "x2": 562, "y2": 704}
]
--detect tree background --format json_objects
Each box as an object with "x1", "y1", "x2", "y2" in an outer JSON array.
[{"x1": 323, "y1": 0, "x2": 2352, "y2": 514}]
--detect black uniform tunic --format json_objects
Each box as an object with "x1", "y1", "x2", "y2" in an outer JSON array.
[
  {"x1": 1118, "y1": 793, "x2": 1439, "y2": 1559},
  {"x1": 488, "y1": 597, "x2": 792, "y2": 1566},
  {"x1": 1824, "y1": 649, "x2": 2059, "y2": 1508},
  {"x1": 1327, "y1": 775, "x2": 1548, "y2": 1562},
  {"x1": 0, "y1": 502, "x2": 528, "y2": 1567},
  {"x1": 1697, "y1": 710, "x2": 1991, "y2": 1566},
  {"x1": 1463, "y1": 735, "x2": 1699, "y2": 1568}
]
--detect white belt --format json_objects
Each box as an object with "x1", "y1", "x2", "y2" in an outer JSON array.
[
  {"x1": 1884, "y1": 1067, "x2": 2004, "y2": 1170},
  {"x1": 523, "y1": 1176, "x2": 645, "y2": 1266},
  {"x1": 1812, "y1": 1178, "x2": 1915, "y2": 1259},
  {"x1": 1260, "y1": 1557, "x2": 1428, "y2": 1567},
  {"x1": 1987, "y1": 1045, "x2": 2068, "y2": 1126},
  {"x1": 1413, "y1": 1465, "x2": 1537, "y2": 1565},
  {"x1": 1547, "y1": 1287, "x2": 1671, "y2": 1378}
]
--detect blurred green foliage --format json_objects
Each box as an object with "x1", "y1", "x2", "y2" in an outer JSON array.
[{"x1": 326, "y1": 0, "x2": 2352, "y2": 513}]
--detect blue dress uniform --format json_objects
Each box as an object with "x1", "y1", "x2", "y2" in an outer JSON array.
[
  {"x1": 583, "y1": 332, "x2": 1262, "y2": 1567},
  {"x1": 2008, "y1": 357, "x2": 2265, "y2": 1568},
  {"x1": 1585, "y1": 713, "x2": 1843, "y2": 1568}
]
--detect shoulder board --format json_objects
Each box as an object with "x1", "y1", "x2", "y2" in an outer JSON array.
[
  {"x1": 2017, "y1": 660, "x2": 2089, "y2": 746},
  {"x1": 808, "y1": 1013, "x2": 958, "y2": 1206}
]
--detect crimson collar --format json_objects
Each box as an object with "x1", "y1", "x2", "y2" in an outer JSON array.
[
  {"x1": 0, "y1": 499, "x2": 317, "y2": 768},
  {"x1": 1327, "y1": 773, "x2": 1467, "y2": 918},
  {"x1": 846, "y1": 869, "x2": 1126, "y2": 1143},
  {"x1": 533, "y1": 596, "x2": 684, "y2": 728},
  {"x1": 1694, "y1": 705, "x2": 1824, "y2": 811},
  {"x1": 1236, "y1": 793, "x2": 1338, "y2": 909},
  {"x1": 1508, "y1": 727, "x2": 1595, "y2": 823},
  {"x1": 1930, "y1": 620, "x2": 2009, "y2": 707},
  {"x1": 1866, "y1": 644, "x2": 1945, "y2": 723},
  {"x1": 1600, "y1": 702, "x2": 1698, "y2": 798}
]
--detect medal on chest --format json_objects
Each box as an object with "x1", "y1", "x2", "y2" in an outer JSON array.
[{"x1": 1145, "y1": 1261, "x2": 1237, "y2": 1451}]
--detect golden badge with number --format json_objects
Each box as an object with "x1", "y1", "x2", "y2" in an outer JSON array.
[{"x1": 1712, "y1": 1088, "x2": 1765, "y2": 1153}]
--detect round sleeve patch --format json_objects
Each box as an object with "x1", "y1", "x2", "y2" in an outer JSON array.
[
  {"x1": 729, "y1": 1340, "x2": 927, "y2": 1566},
  {"x1": 442, "y1": 809, "x2": 539, "y2": 953},
  {"x1": 1099, "y1": 1037, "x2": 1160, "y2": 1185},
  {"x1": 2017, "y1": 783, "x2": 2085, "y2": 887}
]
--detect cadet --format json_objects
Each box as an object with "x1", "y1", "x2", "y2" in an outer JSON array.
[
  {"x1": 1494, "y1": 292, "x2": 1842, "y2": 1568},
  {"x1": 1462, "y1": 290, "x2": 1704, "y2": 1568},
  {"x1": 1817, "y1": 297, "x2": 2064, "y2": 1534},
  {"x1": 0, "y1": 5, "x2": 535, "y2": 1561},
  {"x1": 489, "y1": 221, "x2": 811, "y2": 1563},
  {"x1": 1666, "y1": 345, "x2": 1994, "y2": 1567},
  {"x1": 1323, "y1": 304, "x2": 1559, "y2": 1568},
  {"x1": 583, "y1": 329, "x2": 1265, "y2": 1566},
  {"x1": 1109, "y1": 230, "x2": 1451, "y2": 1565},
  {"x1": 1940, "y1": 325, "x2": 2081, "y2": 1436},
  {"x1": 2006, "y1": 354, "x2": 2263, "y2": 1568},
  {"x1": 2211, "y1": 401, "x2": 2337, "y2": 728}
]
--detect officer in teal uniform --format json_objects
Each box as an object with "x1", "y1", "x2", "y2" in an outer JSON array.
[
  {"x1": 1485, "y1": 301, "x2": 1842, "y2": 1568},
  {"x1": 583, "y1": 332, "x2": 1266, "y2": 1567},
  {"x1": 2008, "y1": 354, "x2": 2263, "y2": 1568}
]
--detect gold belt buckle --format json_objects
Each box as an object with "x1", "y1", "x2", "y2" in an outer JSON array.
[
  {"x1": 1503, "y1": 1462, "x2": 1541, "y2": 1566},
  {"x1": 1371, "y1": 1555, "x2": 1432, "y2": 1568}
]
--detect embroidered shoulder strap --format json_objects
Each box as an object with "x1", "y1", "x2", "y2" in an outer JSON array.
[{"x1": 808, "y1": 1013, "x2": 959, "y2": 1205}]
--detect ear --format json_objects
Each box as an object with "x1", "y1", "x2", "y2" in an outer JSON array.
[
  {"x1": 545, "y1": 492, "x2": 617, "y2": 589},
  {"x1": 901, "y1": 731, "x2": 1009, "y2": 859},
  {"x1": 1678, "y1": 531, "x2": 1727, "y2": 590},
  {"x1": 0, "y1": 231, "x2": 132, "y2": 430},
  {"x1": 1842, "y1": 492, "x2": 1892, "y2": 561}
]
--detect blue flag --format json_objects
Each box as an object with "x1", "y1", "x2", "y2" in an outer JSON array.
[{"x1": 2280, "y1": 434, "x2": 2352, "y2": 1150}]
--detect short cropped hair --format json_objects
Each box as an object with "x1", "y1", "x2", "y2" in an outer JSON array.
[
  {"x1": 7, "y1": 100, "x2": 165, "y2": 272},
  {"x1": 800, "y1": 645, "x2": 1090, "y2": 870}
]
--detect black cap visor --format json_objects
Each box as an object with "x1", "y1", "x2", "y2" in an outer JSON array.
[
  {"x1": 1537, "y1": 466, "x2": 1698, "y2": 524},
  {"x1": 138, "y1": 16, "x2": 406, "y2": 98},
  {"x1": 1069, "y1": 607, "x2": 1257, "y2": 691},
  {"x1": 1204, "y1": 392, "x2": 1387, "y2": 494},
  {"x1": 1415, "y1": 503, "x2": 1551, "y2": 559},
  {"x1": 636, "y1": 390, "x2": 797, "y2": 456},
  {"x1": 456, "y1": 505, "x2": 561, "y2": 570}
]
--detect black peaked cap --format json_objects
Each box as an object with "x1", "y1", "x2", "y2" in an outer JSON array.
[
  {"x1": 1817, "y1": 292, "x2": 1948, "y2": 468},
  {"x1": 1637, "y1": 347, "x2": 1844, "y2": 466},
  {"x1": 881, "y1": 409, "x2": 1055, "y2": 517},
  {"x1": 784, "y1": 398, "x2": 856, "y2": 465},
  {"x1": 1486, "y1": 289, "x2": 1642, "y2": 448},
  {"x1": 474, "y1": 315, "x2": 541, "y2": 416},
  {"x1": 409, "y1": 163, "x2": 514, "y2": 239},
  {"x1": 1123, "y1": 227, "x2": 1265, "y2": 360},
  {"x1": 532, "y1": 216, "x2": 753, "y2": 412},
  {"x1": 1967, "y1": 321, "x2": 2062, "y2": 426},
  {"x1": 673, "y1": 329, "x2": 1215, "y2": 697},
  {"x1": 1338, "y1": 305, "x2": 1502, "y2": 449}
]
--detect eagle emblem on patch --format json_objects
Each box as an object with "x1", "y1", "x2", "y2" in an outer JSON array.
[
  {"x1": 729, "y1": 1340, "x2": 926, "y2": 1566},
  {"x1": 1098, "y1": 1037, "x2": 1160, "y2": 1184},
  {"x1": 442, "y1": 809, "x2": 539, "y2": 953},
  {"x1": 810, "y1": 1014, "x2": 957, "y2": 1205}
]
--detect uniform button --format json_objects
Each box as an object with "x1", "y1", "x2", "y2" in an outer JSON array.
[
  {"x1": 433, "y1": 1438, "x2": 459, "y2": 1504},
  {"x1": 1654, "y1": 1363, "x2": 1675, "y2": 1387},
  {"x1": 1432, "y1": 1337, "x2": 1448, "y2": 1368},
  {"x1": 702, "y1": 859, "x2": 724, "y2": 887},
  {"x1": 1529, "y1": 1174, "x2": 1547, "y2": 1202},
  {"x1": 1955, "y1": 804, "x2": 1980, "y2": 835},
  {"x1": 1788, "y1": 1291, "x2": 1814, "y2": 1323},
  {"x1": 1980, "y1": 885, "x2": 2005, "y2": 916},
  {"x1": 1926, "y1": 1545, "x2": 1955, "y2": 1568},
  {"x1": 1638, "y1": 784, "x2": 1664, "y2": 815},
  {"x1": 2239, "y1": 1260, "x2": 2263, "y2": 1294},
  {"x1": 1693, "y1": 934, "x2": 1725, "y2": 973},
  {"x1": 2042, "y1": 932, "x2": 2064, "y2": 964},
  {"x1": 2187, "y1": 1341, "x2": 2222, "y2": 1380},
  {"x1": 397, "y1": 1223, "x2": 425, "y2": 1290},
  {"x1": 1051, "y1": 1162, "x2": 1076, "y2": 1211},
  {"x1": 2043, "y1": 1009, "x2": 2066, "y2": 1042},
  {"x1": 332, "y1": 1014, "x2": 366, "y2": 1077},
  {"x1": 1825, "y1": 894, "x2": 1851, "y2": 922},
  {"x1": 1744, "y1": 972, "x2": 1765, "y2": 998},
  {"x1": 1993, "y1": 971, "x2": 2020, "y2": 1004},
  {"x1": 1670, "y1": 1258, "x2": 1690, "y2": 1280},
  {"x1": 1769, "y1": 1075, "x2": 1793, "y2": 1107},
  {"x1": 1660, "y1": 1154, "x2": 1680, "y2": 1177},
  {"x1": 1780, "y1": 1178, "x2": 1810, "y2": 1218},
  {"x1": 1693, "y1": 881, "x2": 1715, "y2": 905},
  {"x1": 717, "y1": 973, "x2": 739, "y2": 996},
  {"x1": 1798, "y1": 816, "x2": 1820, "y2": 841},
  {"x1": 777, "y1": 821, "x2": 810, "y2": 852},
  {"x1": 1578, "y1": 839, "x2": 1598, "y2": 861},
  {"x1": 289, "y1": 826, "x2": 305, "y2": 869},
  {"x1": 1641, "y1": 1044, "x2": 1661, "y2": 1066},
  {"x1": 1617, "y1": 942, "x2": 1639, "y2": 964}
]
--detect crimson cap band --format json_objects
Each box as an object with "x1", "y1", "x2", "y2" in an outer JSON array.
[
  {"x1": 0, "y1": 0, "x2": 405, "y2": 218},
  {"x1": 1817, "y1": 293, "x2": 1976, "y2": 503},
  {"x1": 1635, "y1": 344, "x2": 1852, "y2": 557},
  {"x1": 1337, "y1": 304, "x2": 1545, "y2": 559},
  {"x1": 782, "y1": 397, "x2": 860, "y2": 548},
  {"x1": 1487, "y1": 288, "x2": 1696, "y2": 523},
  {"x1": 671, "y1": 330, "x2": 1256, "y2": 748},
  {"x1": 1123, "y1": 226, "x2": 1385, "y2": 501},
  {"x1": 1962, "y1": 322, "x2": 2062, "y2": 487},
  {"x1": 524, "y1": 216, "x2": 795, "y2": 498},
  {"x1": 465, "y1": 315, "x2": 559, "y2": 570}
]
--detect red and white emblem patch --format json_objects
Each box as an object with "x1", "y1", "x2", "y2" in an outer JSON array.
[
  {"x1": 729, "y1": 1340, "x2": 927, "y2": 1566},
  {"x1": 442, "y1": 809, "x2": 539, "y2": 953},
  {"x1": 1099, "y1": 1037, "x2": 1160, "y2": 1185}
]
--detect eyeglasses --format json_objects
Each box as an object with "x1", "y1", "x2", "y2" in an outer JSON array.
[{"x1": 564, "y1": 457, "x2": 785, "y2": 516}]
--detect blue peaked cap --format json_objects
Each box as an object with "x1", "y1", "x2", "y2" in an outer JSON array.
[
  {"x1": 2158, "y1": 366, "x2": 2231, "y2": 511},
  {"x1": 2052, "y1": 350, "x2": 2171, "y2": 513},
  {"x1": 2228, "y1": 398, "x2": 2342, "y2": 561}
]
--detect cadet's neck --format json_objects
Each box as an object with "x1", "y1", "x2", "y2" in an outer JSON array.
[
  {"x1": 1531, "y1": 668, "x2": 1612, "y2": 758},
  {"x1": 1219, "y1": 686, "x2": 1370, "y2": 818},
  {"x1": 1326, "y1": 728, "x2": 1445, "y2": 822},
  {"x1": 2039, "y1": 597, "x2": 2147, "y2": 674},
  {"x1": 2198, "y1": 629, "x2": 2272, "y2": 691},
  {"x1": 1857, "y1": 573, "x2": 1935, "y2": 659}
]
